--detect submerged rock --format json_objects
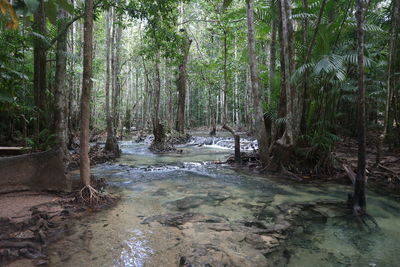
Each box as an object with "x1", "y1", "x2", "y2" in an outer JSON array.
[
  {"x1": 143, "y1": 200, "x2": 349, "y2": 267},
  {"x1": 142, "y1": 212, "x2": 226, "y2": 227}
]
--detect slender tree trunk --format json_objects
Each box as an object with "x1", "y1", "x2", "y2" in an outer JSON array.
[
  {"x1": 268, "y1": 19, "x2": 276, "y2": 106},
  {"x1": 279, "y1": 0, "x2": 295, "y2": 144},
  {"x1": 353, "y1": 0, "x2": 367, "y2": 215},
  {"x1": 245, "y1": 0, "x2": 270, "y2": 167},
  {"x1": 151, "y1": 55, "x2": 164, "y2": 146},
  {"x1": 105, "y1": 10, "x2": 112, "y2": 143},
  {"x1": 301, "y1": 0, "x2": 309, "y2": 134},
  {"x1": 209, "y1": 86, "x2": 217, "y2": 136},
  {"x1": 378, "y1": 0, "x2": 400, "y2": 163},
  {"x1": 275, "y1": 4, "x2": 286, "y2": 142},
  {"x1": 33, "y1": 0, "x2": 46, "y2": 136},
  {"x1": 223, "y1": 29, "x2": 228, "y2": 124},
  {"x1": 175, "y1": 30, "x2": 192, "y2": 134},
  {"x1": 104, "y1": 10, "x2": 120, "y2": 155},
  {"x1": 167, "y1": 61, "x2": 174, "y2": 129},
  {"x1": 113, "y1": 22, "x2": 123, "y2": 136},
  {"x1": 301, "y1": 0, "x2": 327, "y2": 134},
  {"x1": 67, "y1": 5, "x2": 76, "y2": 148},
  {"x1": 80, "y1": 0, "x2": 94, "y2": 186},
  {"x1": 54, "y1": 8, "x2": 69, "y2": 161}
]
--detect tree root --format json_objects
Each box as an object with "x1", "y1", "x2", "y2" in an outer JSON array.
[
  {"x1": 76, "y1": 184, "x2": 116, "y2": 208},
  {"x1": 78, "y1": 185, "x2": 99, "y2": 206},
  {"x1": 0, "y1": 241, "x2": 41, "y2": 250}
]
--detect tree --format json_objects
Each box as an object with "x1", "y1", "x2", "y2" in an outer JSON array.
[
  {"x1": 378, "y1": 0, "x2": 400, "y2": 163},
  {"x1": 352, "y1": 0, "x2": 367, "y2": 215},
  {"x1": 33, "y1": 0, "x2": 47, "y2": 137},
  {"x1": 112, "y1": 11, "x2": 123, "y2": 137},
  {"x1": 79, "y1": 0, "x2": 97, "y2": 200},
  {"x1": 175, "y1": 29, "x2": 192, "y2": 134},
  {"x1": 54, "y1": 8, "x2": 69, "y2": 163},
  {"x1": 104, "y1": 9, "x2": 120, "y2": 156},
  {"x1": 245, "y1": 0, "x2": 270, "y2": 167}
]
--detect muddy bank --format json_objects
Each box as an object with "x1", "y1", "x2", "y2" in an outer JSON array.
[
  {"x1": 0, "y1": 188, "x2": 118, "y2": 267},
  {"x1": 225, "y1": 137, "x2": 400, "y2": 193}
]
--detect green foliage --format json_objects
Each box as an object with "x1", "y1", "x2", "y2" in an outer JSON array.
[{"x1": 26, "y1": 129, "x2": 56, "y2": 151}]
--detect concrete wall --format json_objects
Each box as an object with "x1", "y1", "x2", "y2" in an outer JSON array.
[{"x1": 0, "y1": 149, "x2": 72, "y2": 193}]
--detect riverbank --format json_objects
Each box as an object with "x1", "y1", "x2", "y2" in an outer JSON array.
[
  {"x1": 225, "y1": 136, "x2": 400, "y2": 194},
  {"x1": 0, "y1": 186, "x2": 119, "y2": 266}
]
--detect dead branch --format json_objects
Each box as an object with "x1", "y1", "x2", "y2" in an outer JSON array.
[{"x1": 342, "y1": 164, "x2": 356, "y2": 185}]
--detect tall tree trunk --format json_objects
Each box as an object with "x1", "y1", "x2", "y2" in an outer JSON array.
[
  {"x1": 150, "y1": 54, "x2": 171, "y2": 151},
  {"x1": 268, "y1": 19, "x2": 276, "y2": 106},
  {"x1": 152, "y1": 56, "x2": 162, "y2": 143},
  {"x1": 209, "y1": 85, "x2": 217, "y2": 136},
  {"x1": 378, "y1": 0, "x2": 400, "y2": 163},
  {"x1": 33, "y1": 0, "x2": 47, "y2": 137},
  {"x1": 223, "y1": 29, "x2": 228, "y2": 124},
  {"x1": 300, "y1": 0, "x2": 309, "y2": 135},
  {"x1": 167, "y1": 60, "x2": 174, "y2": 129},
  {"x1": 175, "y1": 30, "x2": 192, "y2": 134},
  {"x1": 104, "y1": 10, "x2": 120, "y2": 156},
  {"x1": 245, "y1": 0, "x2": 270, "y2": 167},
  {"x1": 301, "y1": 0, "x2": 327, "y2": 134},
  {"x1": 353, "y1": 0, "x2": 367, "y2": 215},
  {"x1": 80, "y1": 0, "x2": 94, "y2": 186},
  {"x1": 112, "y1": 19, "x2": 123, "y2": 136},
  {"x1": 54, "y1": 8, "x2": 69, "y2": 163},
  {"x1": 279, "y1": 0, "x2": 296, "y2": 144}
]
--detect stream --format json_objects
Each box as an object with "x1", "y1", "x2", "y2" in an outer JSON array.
[{"x1": 48, "y1": 133, "x2": 400, "y2": 267}]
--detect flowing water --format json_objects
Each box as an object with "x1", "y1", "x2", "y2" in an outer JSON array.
[{"x1": 48, "y1": 134, "x2": 400, "y2": 267}]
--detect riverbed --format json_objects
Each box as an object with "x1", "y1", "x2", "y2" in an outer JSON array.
[{"x1": 47, "y1": 134, "x2": 400, "y2": 267}]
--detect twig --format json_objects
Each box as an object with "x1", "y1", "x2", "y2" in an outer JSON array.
[{"x1": 342, "y1": 164, "x2": 356, "y2": 185}]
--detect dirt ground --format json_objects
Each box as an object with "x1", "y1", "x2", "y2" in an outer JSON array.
[{"x1": 0, "y1": 189, "x2": 116, "y2": 266}]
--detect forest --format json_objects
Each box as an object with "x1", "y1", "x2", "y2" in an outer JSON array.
[{"x1": 0, "y1": 0, "x2": 400, "y2": 266}]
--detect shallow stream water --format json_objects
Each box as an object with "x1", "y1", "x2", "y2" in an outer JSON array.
[{"x1": 49, "y1": 134, "x2": 400, "y2": 267}]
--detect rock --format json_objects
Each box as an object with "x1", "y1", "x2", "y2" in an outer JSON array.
[
  {"x1": 207, "y1": 191, "x2": 231, "y2": 201},
  {"x1": 165, "y1": 196, "x2": 206, "y2": 211},
  {"x1": 142, "y1": 213, "x2": 203, "y2": 226},
  {"x1": 13, "y1": 230, "x2": 35, "y2": 239}
]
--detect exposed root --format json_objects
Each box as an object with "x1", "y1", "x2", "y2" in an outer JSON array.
[
  {"x1": 78, "y1": 185, "x2": 99, "y2": 206},
  {"x1": 76, "y1": 184, "x2": 117, "y2": 208}
]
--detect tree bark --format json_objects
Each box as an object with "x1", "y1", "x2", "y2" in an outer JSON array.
[
  {"x1": 151, "y1": 54, "x2": 167, "y2": 149},
  {"x1": 80, "y1": 0, "x2": 94, "y2": 186},
  {"x1": 112, "y1": 14, "x2": 123, "y2": 137},
  {"x1": 33, "y1": 0, "x2": 47, "y2": 136},
  {"x1": 104, "y1": 10, "x2": 120, "y2": 156},
  {"x1": 175, "y1": 31, "x2": 192, "y2": 134},
  {"x1": 378, "y1": 0, "x2": 400, "y2": 163},
  {"x1": 353, "y1": 0, "x2": 367, "y2": 215},
  {"x1": 245, "y1": 0, "x2": 270, "y2": 167},
  {"x1": 223, "y1": 29, "x2": 228, "y2": 124},
  {"x1": 223, "y1": 124, "x2": 241, "y2": 163},
  {"x1": 268, "y1": 18, "x2": 276, "y2": 106},
  {"x1": 54, "y1": 8, "x2": 69, "y2": 164},
  {"x1": 279, "y1": 0, "x2": 295, "y2": 144}
]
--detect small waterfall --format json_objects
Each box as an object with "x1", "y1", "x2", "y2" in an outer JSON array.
[{"x1": 189, "y1": 136, "x2": 258, "y2": 151}]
